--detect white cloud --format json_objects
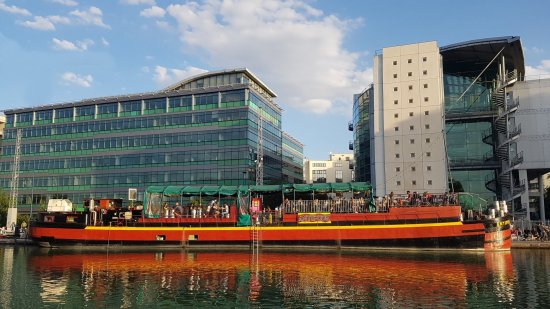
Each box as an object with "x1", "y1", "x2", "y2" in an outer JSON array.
[
  {"x1": 140, "y1": 5, "x2": 165, "y2": 18},
  {"x1": 52, "y1": 38, "x2": 78, "y2": 50},
  {"x1": 165, "y1": 0, "x2": 370, "y2": 114},
  {"x1": 153, "y1": 65, "x2": 207, "y2": 87},
  {"x1": 51, "y1": 0, "x2": 78, "y2": 6},
  {"x1": 19, "y1": 15, "x2": 71, "y2": 30},
  {"x1": 61, "y1": 72, "x2": 93, "y2": 87},
  {"x1": 155, "y1": 20, "x2": 171, "y2": 30},
  {"x1": 20, "y1": 16, "x2": 56, "y2": 30},
  {"x1": 70, "y1": 6, "x2": 110, "y2": 28},
  {"x1": 525, "y1": 60, "x2": 550, "y2": 80},
  {"x1": 120, "y1": 0, "x2": 155, "y2": 5},
  {"x1": 0, "y1": 1, "x2": 31, "y2": 16},
  {"x1": 101, "y1": 37, "x2": 110, "y2": 46}
]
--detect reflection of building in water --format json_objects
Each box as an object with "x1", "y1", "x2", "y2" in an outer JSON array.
[
  {"x1": 27, "y1": 251, "x2": 514, "y2": 307},
  {"x1": 40, "y1": 276, "x2": 69, "y2": 303},
  {"x1": 1, "y1": 248, "x2": 14, "y2": 309}
]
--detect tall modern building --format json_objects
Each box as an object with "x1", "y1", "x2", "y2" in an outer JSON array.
[
  {"x1": 352, "y1": 37, "x2": 550, "y2": 221},
  {"x1": 0, "y1": 68, "x2": 303, "y2": 211},
  {"x1": 282, "y1": 132, "x2": 304, "y2": 184}
]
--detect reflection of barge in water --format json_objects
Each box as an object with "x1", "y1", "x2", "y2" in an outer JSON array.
[
  {"x1": 29, "y1": 183, "x2": 512, "y2": 251},
  {"x1": 28, "y1": 251, "x2": 514, "y2": 306}
]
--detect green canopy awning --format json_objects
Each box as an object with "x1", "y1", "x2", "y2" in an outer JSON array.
[
  {"x1": 146, "y1": 186, "x2": 166, "y2": 194},
  {"x1": 181, "y1": 186, "x2": 203, "y2": 195},
  {"x1": 350, "y1": 182, "x2": 371, "y2": 191},
  {"x1": 219, "y1": 186, "x2": 239, "y2": 196},
  {"x1": 200, "y1": 186, "x2": 221, "y2": 195},
  {"x1": 310, "y1": 183, "x2": 332, "y2": 192},
  {"x1": 292, "y1": 184, "x2": 312, "y2": 192},
  {"x1": 249, "y1": 185, "x2": 282, "y2": 193},
  {"x1": 164, "y1": 185, "x2": 185, "y2": 195},
  {"x1": 330, "y1": 183, "x2": 352, "y2": 192}
]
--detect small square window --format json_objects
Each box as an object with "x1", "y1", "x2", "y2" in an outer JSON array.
[
  {"x1": 395, "y1": 153, "x2": 400, "y2": 158},
  {"x1": 427, "y1": 166, "x2": 432, "y2": 171},
  {"x1": 410, "y1": 153, "x2": 415, "y2": 158},
  {"x1": 394, "y1": 113, "x2": 399, "y2": 118},
  {"x1": 424, "y1": 110, "x2": 429, "y2": 115},
  {"x1": 394, "y1": 100, "x2": 399, "y2": 105},
  {"x1": 423, "y1": 70, "x2": 427, "y2": 75},
  {"x1": 395, "y1": 140, "x2": 400, "y2": 145},
  {"x1": 394, "y1": 127, "x2": 399, "y2": 131},
  {"x1": 409, "y1": 112, "x2": 414, "y2": 117},
  {"x1": 396, "y1": 181, "x2": 401, "y2": 186},
  {"x1": 408, "y1": 85, "x2": 413, "y2": 90},
  {"x1": 393, "y1": 73, "x2": 398, "y2": 78},
  {"x1": 424, "y1": 97, "x2": 429, "y2": 102},
  {"x1": 394, "y1": 87, "x2": 398, "y2": 91},
  {"x1": 393, "y1": 60, "x2": 398, "y2": 65},
  {"x1": 412, "y1": 180, "x2": 417, "y2": 185},
  {"x1": 425, "y1": 124, "x2": 430, "y2": 129},
  {"x1": 409, "y1": 99, "x2": 413, "y2": 103},
  {"x1": 409, "y1": 125, "x2": 414, "y2": 130},
  {"x1": 408, "y1": 72, "x2": 412, "y2": 77},
  {"x1": 411, "y1": 166, "x2": 416, "y2": 171},
  {"x1": 408, "y1": 59, "x2": 412, "y2": 63},
  {"x1": 425, "y1": 138, "x2": 431, "y2": 143},
  {"x1": 423, "y1": 57, "x2": 427, "y2": 62},
  {"x1": 423, "y1": 83, "x2": 428, "y2": 88},
  {"x1": 428, "y1": 180, "x2": 432, "y2": 185},
  {"x1": 426, "y1": 152, "x2": 431, "y2": 157},
  {"x1": 396, "y1": 167, "x2": 400, "y2": 172},
  {"x1": 410, "y1": 139, "x2": 415, "y2": 144}
]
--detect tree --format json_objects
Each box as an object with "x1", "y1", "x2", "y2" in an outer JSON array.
[{"x1": 0, "y1": 189, "x2": 10, "y2": 227}]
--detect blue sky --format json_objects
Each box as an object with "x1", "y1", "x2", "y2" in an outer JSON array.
[{"x1": 1, "y1": 0, "x2": 549, "y2": 160}]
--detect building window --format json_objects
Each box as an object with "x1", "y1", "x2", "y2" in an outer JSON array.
[
  {"x1": 423, "y1": 70, "x2": 427, "y2": 75},
  {"x1": 424, "y1": 97, "x2": 429, "y2": 102},
  {"x1": 426, "y1": 152, "x2": 431, "y2": 157},
  {"x1": 395, "y1": 153, "x2": 400, "y2": 158},
  {"x1": 408, "y1": 59, "x2": 412, "y2": 64},
  {"x1": 410, "y1": 139, "x2": 415, "y2": 144},
  {"x1": 409, "y1": 99, "x2": 413, "y2": 103},
  {"x1": 411, "y1": 166, "x2": 416, "y2": 171},
  {"x1": 393, "y1": 60, "x2": 398, "y2": 65},
  {"x1": 394, "y1": 100, "x2": 399, "y2": 105},
  {"x1": 408, "y1": 85, "x2": 413, "y2": 90},
  {"x1": 409, "y1": 125, "x2": 414, "y2": 130},
  {"x1": 335, "y1": 170, "x2": 343, "y2": 183},
  {"x1": 425, "y1": 110, "x2": 429, "y2": 115},
  {"x1": 394, "y1": 127, "x2": 399, "y2": 131},
  {"x1": 425, "y1": 124, "x2": 430, "y2": 129},
  {"x1": 428, "y1": 180, "x2": 433, "y2": 185},
  {"x1": 394, "y1": 87, "x2": 398, "y2": 91},
  {"x1": 424, "y1": 83, "x2": 428, "y2": 88},
  {"x1": 426, "y1": 138, "x2": 431, "y2": 143},
  {"x1": 394, "y1": 113, "x2": 399, "y2": 118},
  {"x1": 408, "y1": 72, "x2": 412, "y2": 77},
  {"x1": 396, "y1": 181, "x2": 401, "y2": 186},
  {"x1": 395, "y1": 140, "x2": 399, "y2": 145},
  {"x1": 409, "y1": 112, "x2": 414, "y2": 117},
  {"x1": 423, "y1": 57, "x2": 427, "y2": 62},
  {"x1": 412, "y1": 180, "x2": 417, "y2": 185},
  {"x1": 393, "y1": 73, "x2": 398, "y2": 78},
  {"x1": 427, "y1": 166, "x2": 432, "y2": 171},
  {"x1": 410, "y1": 153, "x2": 415, "y2": 158},
  {"x1": 396, "y1": 167, "x2": 400, "y2": 172}
]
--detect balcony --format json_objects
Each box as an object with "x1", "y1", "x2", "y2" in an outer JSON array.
[
  {"x1": 348, "y1": 121, "x2": 353, "y2": 131},
  {"x1": 348, "y1": 141, "x2": 354, "y2": 150}
]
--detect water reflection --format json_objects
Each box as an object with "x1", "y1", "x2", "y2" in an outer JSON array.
[
  {"x1": 19, "y1": 252, "x2": 515, "y2": 308},
  {"x1": 1, "y1": 247, "x2": 549, "y2": 308}
]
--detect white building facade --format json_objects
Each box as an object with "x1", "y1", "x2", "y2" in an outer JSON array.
[
  {"x1": 304, "y1": 153, "x2": 354, "y2": 184},
  {"x1": 372, "y1": 41, "x2": 448, "y2": 196}
]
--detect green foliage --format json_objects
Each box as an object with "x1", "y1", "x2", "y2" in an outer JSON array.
[{"x1": 0, "y1": 189, "x2": 9, "y2": 226}]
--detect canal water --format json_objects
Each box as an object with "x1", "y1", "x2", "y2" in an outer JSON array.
[{"x1": 1, "y1": 246, "x2": 549, "y2": 308}]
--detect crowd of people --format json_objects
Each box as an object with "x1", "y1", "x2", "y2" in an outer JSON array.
[
  {"x1": 161, "y1": 200, "x2": 231, "y2": 219},
  {"x1": 512, "y1": 223, "x2": 550, "y2": 241}
]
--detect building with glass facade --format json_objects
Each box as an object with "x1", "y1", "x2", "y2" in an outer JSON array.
[
  {"x1": 282, "y1": 132, "x2": 304, "y2": 184},
  {"x1": 351, "y1": 37, "x2": 550, "y2": 220},
  {"x1": 0, "y1": 68, "x2": 303, "y2": 211}
]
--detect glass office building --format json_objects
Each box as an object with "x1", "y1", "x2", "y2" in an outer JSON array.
[
  {"x1": 282, "y1": 132, "x2": 304, "y2": 184},
  {"x1": 1, "y1": 68, "x2": 303, "y2": 210}
]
